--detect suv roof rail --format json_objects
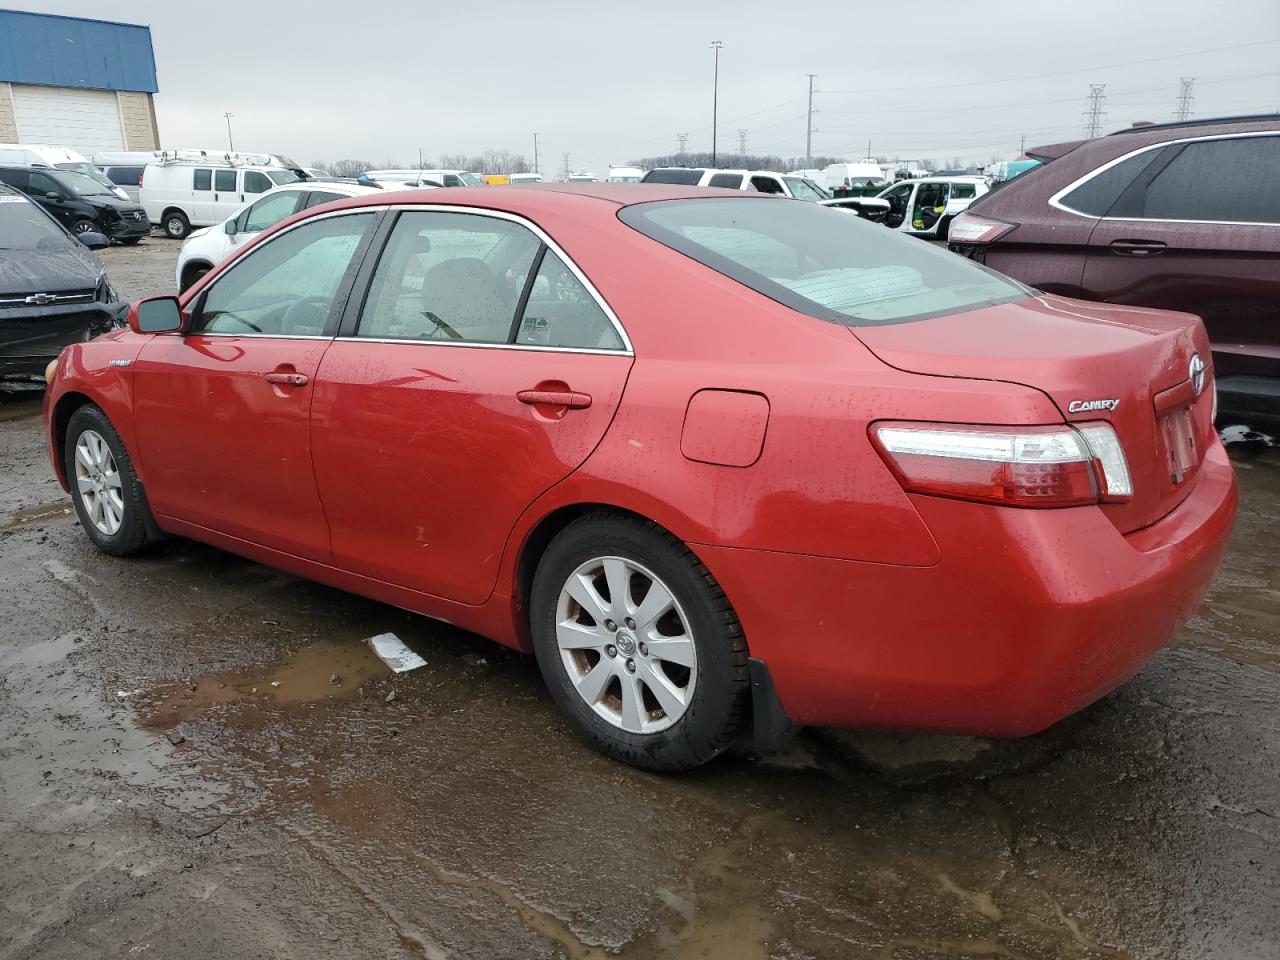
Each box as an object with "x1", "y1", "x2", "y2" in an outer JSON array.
[
  {"x1": 1106, "y1": 113, "x2": 1280, "y2": 137},
  {"x1": 152, "y1": 149, "x2": 279, "y2": 167}
]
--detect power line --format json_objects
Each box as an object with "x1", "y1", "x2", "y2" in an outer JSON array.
[{"x1": 1175, "y1": 77, "x2": 1196, "y2": 121}]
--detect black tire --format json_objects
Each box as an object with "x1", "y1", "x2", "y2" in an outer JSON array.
[
  {"x1": 163, "y1": 210, "x2": 190, "y2": 240},
  {"x1": 64, "y1": 405, "x2": 155, "y2": 556},
  {"x1": 69, "y1": 218, "x2": 97, "y2": 236},
  {"x1": 120, "y1": 236, "x2": 144, "y2": 246},
  {"x1": 530, "y1": 514, "x2": 750, "y2": 771}
]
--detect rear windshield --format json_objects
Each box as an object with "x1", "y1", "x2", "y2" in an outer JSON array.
[
  {"x1": 619, "y1": 197, "x2": 1028, "y2": 326},
  {"x1": 643, "y1": 169, "x2": 706, "y2": 185},
  {"x1": 0, "y1": 193, "x2": 71, "y2": 250}
]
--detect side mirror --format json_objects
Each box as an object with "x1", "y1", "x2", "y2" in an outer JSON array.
[
  {"x1": 129, "y1": 296, "x2": 186, "y2": 335},
  {"x1": 225, "y1": 218, "x2": 239, "y2": 236},
  {"x1": 78, "y1": 231, "x2": 110, "y2": 250},
  {"x1": 45, "y1": 191, "x2": 61, "y2": 200}
]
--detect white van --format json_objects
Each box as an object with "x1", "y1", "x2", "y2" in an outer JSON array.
[
  {"x1": 508, "y1": 172, "x2": 543, "y2": 184},
  {"x1": 821, "y1": 161, "x2": 888, "y2": 192},
  {"x1": 140, "y1": 151, "x2": 305, "y2": 238},
  {"x1": 607, "y1": 166, "x2": 644, "y2": 183},
  {"x1": 93, "y1": 151, "x2": 159, "y2": 203},
  {"x1": 0, "y1": 143, "x2": 130, "y2": 200}
]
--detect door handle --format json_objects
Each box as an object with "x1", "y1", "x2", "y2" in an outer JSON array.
[
  {"x1": 517, "y1": 389, "x2": 591, "y2": 409},
  {"x1": 1108, "y1": 239, "x2": 1166, "y2": 256},
  {"x1": 264, "y1": 371, "x2": 309, "y2": 387}
]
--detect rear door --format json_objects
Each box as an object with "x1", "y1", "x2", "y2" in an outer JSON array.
[
  {"x1": 133, "y1": 209, "x2": 379, "y2": 560},
  {"x1": 311, "y1": 208, "x2": 633, "y2": 604},
  {"x1": 190, "y1": 168, "x2": 215, "y2": 223},
  {"x1": 1082, "y1": 133, "x2": 1280, "y2": 379},
  {"x1": 212, "y1": 168, "x2": 241, "y2": 221}
]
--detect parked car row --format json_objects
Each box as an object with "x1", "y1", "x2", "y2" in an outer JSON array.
[{"x1": 0, "y1": 163, "x2": 150, "y2": 244}]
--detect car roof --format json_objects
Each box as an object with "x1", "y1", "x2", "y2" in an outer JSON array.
[
  {"x1": 1105, "y1": 112, "x2": 1280, "y2": 138},
  {"x1": 318, "y1": 182, "x2": 777, "y2": 214}
]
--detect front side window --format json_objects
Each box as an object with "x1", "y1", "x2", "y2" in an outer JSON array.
[
  {"x1": 1110, "y1": 135, "x2": 1280, "y2": 223},
  {"x1": 357, "y1": 211, "x2": 540, "y2": 343},
  {"x1": 194, "y1": 212, "x2": 374, "y2": 336},
  {"x1": 443, "y1": 175, "x2": 463, "y2": 187},
  {"x1": 707, "y1": 173, "x2": 744, "y2": 189},
  {"x1": 28, "y1": 172, "x2": 63, "y2": 196},
  {"x1": 242, "y1": 190, "x2": 303, "y2": 233},
  {"x1": 620, "y1": 197, "x2": 1026, "y2": 326},
  {"x1": 1058, "y1": 148, "x2": 1166, "y2": 217},
  {"x1": 518, "y1": 251, "x2": 624, "y2": 350},
  {"x1": 193, "y1": 169, "x2": 212, "y2": 191},
  {"x1": 750, "y1": 176, "x2": 785, "y2": 195},
  {"x1": 784, "y1": 177, "x2": 829, "y2": 201},
  {"x1": 244, "y1": 170, "x2": 273, "y2": 194},
  {"x1": 459, "y1": 172, "x2": 485, "y2": 186},
  {"x1": 214, "y1": 169, "x2": 237, "y2": 192},
  {"x1": 268, "y1": 169, "x2": 300, "y2": 186}
]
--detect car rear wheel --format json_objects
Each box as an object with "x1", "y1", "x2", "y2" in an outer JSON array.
[
  {"x1": 163, "y1": 211, "x2": 190, "y2": 240},
  {"x1": 530, "y1": 514, "x2": 750, "y2": 771},
  {"x1": 64, "y1": 405, "x2": 155, "y2": 556}
]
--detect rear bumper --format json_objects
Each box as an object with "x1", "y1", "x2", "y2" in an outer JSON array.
[{"x1": 696, "y1": 439, "x2": 1237, "y2": 734}]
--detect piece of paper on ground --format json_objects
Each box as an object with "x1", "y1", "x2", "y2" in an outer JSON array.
[{"x1": 366, "y1": 632, "x2": 427, "y2": 673}]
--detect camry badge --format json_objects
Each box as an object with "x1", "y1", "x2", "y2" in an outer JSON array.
[
  {"x1": 1067, "y1": 399, "x2": 1120, "y2": 413},
  {"x1": 108, "y1": 359, "x2": 132, "y2": 367},
  {"x1": 1189, "y1": 353, "x2": 1206, "y2": 396}
]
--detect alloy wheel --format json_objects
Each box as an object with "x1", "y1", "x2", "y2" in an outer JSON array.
[
  {"x1": 556, "y1": 556, "x2": 698, "y2": 734},
  {"x1": 74, "y1": 429, "x2": 125, "y2": 536}
]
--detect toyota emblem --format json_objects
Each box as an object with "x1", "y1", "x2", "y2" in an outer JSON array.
[{"x1": 1188, "y1": 353, "x2": 1206, "y2": 397}]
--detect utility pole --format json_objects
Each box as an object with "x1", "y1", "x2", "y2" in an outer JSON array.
[
  {"x1": 676, "y1": 132, "x2": 689, "y2": 155},
  {"x1": 867, "y1": 139, "x2": 872, "y2": 161},
  {"x1": 561, "y1": 152, "x2": 571, "y2": 180},
  {"x1": 805, "y1": 74, "x2": 817, "y2": 168},
  {"x1": 710, "y1": 40, "x2": 724, "y2": 165},
  {"x1": 532, "y1": 133, "x2": 540, "y2": 175},
  {"x1": 417, "y1": 147, "x2": 424, "y2": 169},
  {"x1": 1084, "y1": 83, "x2": 1107, "y2": 138},
  {"x1": 1175, "y1": 77, "x2": 1195, "y2": 121},
  {"x1": 1020, "y1": 134, "x2": 1025, "y2": 155},
  {"x1": 737, "y1": 128, "x2": 748, "y2": 156},
  {"x1": 223, "y1": 112, "x2": 235, "y2": 152}
]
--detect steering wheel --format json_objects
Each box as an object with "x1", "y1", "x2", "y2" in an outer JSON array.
[{"x1": 282, "y1": 296, "x2": 332, "y2": 335}]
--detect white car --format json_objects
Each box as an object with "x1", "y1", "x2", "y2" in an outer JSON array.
[
  {"x1": 874, "y1": 175, "x2": 992, "y2": 239},
  {"x1": 641, "y1": 167, "x2": 830, "y2": 201},
  {"x1": 360, "y1": 168, "x2": 484, "y2": 188},
  {"x1": 175, "y1": 181, "x2": 382, "y2": 292}
]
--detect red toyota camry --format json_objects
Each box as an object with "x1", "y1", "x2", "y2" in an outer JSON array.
[{"x1": 43, "y1": 184, "x2": 1236, "y2": 770}]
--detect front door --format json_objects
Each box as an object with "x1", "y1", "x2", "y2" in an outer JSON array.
[
  {"x1": 132, "y1": 209, "x2": 379, "y2": 561},
  {"x1": 1082, "y1": 134, "x2": 1280, "y2": 377},
  {"x1": 311, "y1": 209, "x2": 633, "y2": 604},
  {"x1": 27, "y1": 171, "x2": 75, "y2": 229}
]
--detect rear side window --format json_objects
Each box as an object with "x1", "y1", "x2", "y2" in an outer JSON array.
[
  {"x1": 106, "y1": 166, "x2": 143, "y2": 185},
  {"x1": 303, "y1": 190, "x2": 346, "y2": 209},
  {"x1": 193, "y1": 169, "x2": 212, "y2": 190},
  {"x1": 750, "y1": 176, "x2": 785, "y2": 195},
  {"x1": 1058, "y1": 148, "x2": 1165, "y2": 216},
  {"x1": 214, "y1": 169, "x2": 237, "y2": 192},
  {"x1": 643, "y1": 169, "x2": 705, "y2": 185},
  {"x1": 518, "y1": 251, "x2": 625, "y2": 350},
  {"x1": 620, "y1": 197, "x2": 1026, "y2": 326},
  {"x1": 951, "y1": 183, "x2": 977, "y2": 199},
  {"x1": 707, "y1": 173, "x2": 744, "y2": 189},
  {"x1": 1110, "y1": 135, "x2": 1280, "y2": 223},
  {"x1": 0, "y1": 169, "x2": 27, "y2": 190}
]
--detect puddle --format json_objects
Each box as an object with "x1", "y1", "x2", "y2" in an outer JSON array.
[
  {"x1": 0, "y1": 500, "x2": 73, "y2": 531},
  {"x1": 138, "y1": 638, "x2": 403, "y2": 730}
]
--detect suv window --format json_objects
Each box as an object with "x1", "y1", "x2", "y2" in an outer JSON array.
[
  {"x1": 1058, "y1": 148, "x2": 1166, "y2": 217},
  {"x1": 105, "y1": 166, "x2": 143, "y2": 185},
  {"x1": 244, "y1": 171, "x2": 273, "y2": 194},
  {"x1": 1110, "y1": 135, "x2": 1280, "y2": 223},
  {"x1": 29, "y1": 172, "x2": 62, "y2": 196},
  {"x1": 0, "y1": 169, "x2": 28, "y2": 190},
  {"x1": 951, "y1": 183, "x2": 977, "y2": 200},
  {"x1": 707, "y1": 173, "x2": 744, "y2": 189},
  {"x1": 517, "y1": 251, "x2": 624, "y2": 350},
  {"x1": 750, "y1": 175, "x2": 785, "y2": 195},
  {"x1": 214, "y1": 169, "x2": 237, "y2": 192},
  {"x1": 194, "y1": 169, "x2": 212, "y2": 191},
  {"x1": 643, "y1": 169, "x2": 706, "y2": 185},
  {"x1": 194, "y1": 212, "x2": 374, "y2": 336},
  {"x1": 784, "y1": 177, "x2": 828, "y2": 201},
  {"x1": 303, "y1": 190, "x2": 346, "y2": 209},
  {"x1": 357, "y1": 211, "x2": 541, "y2": 344},
  {"x1": 242, "y1": 190, "x2": 303, "y2": 233}
]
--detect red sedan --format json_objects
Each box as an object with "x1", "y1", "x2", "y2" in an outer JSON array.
[{"x1": 43, "y1": 185, "x2": 1237, "y2": 770}]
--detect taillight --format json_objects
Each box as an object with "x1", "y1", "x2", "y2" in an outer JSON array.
[
  {"x1": 948, "y1": 212, "x2": 1016, "y2": 243},
  {"x1": 871, "y1": 421, "x2": 1132, "y2": 508}
]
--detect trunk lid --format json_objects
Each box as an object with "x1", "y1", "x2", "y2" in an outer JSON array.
[{"x1": 852, "y1": 293, "x2": 1216, "y2": 533}]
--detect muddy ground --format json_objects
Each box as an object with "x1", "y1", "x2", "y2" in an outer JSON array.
[{"x1": 1, "y1": 239, "x2": 1277, "y2": 960}]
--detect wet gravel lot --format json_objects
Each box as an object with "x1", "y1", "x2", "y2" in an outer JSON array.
[{"x1": 1, "y1": 239, "x2": 1277, "y2": 960}]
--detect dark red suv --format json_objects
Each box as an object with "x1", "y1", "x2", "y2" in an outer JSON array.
[{"x1": 948, "y1": 115, "x2": 1280, "y2": 420}]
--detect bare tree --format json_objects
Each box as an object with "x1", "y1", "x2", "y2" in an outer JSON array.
[{"x1": 329, "y1": 159, "x2": 375, "y2": 178}]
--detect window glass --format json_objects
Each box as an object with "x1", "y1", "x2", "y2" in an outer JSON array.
[
  {"x1": 0, "y1": 169, "x2": 26, "y2": 190},
  {"x1": 0, "y1": 193, "x2": 68, "y2": 249},
  {"x1": 459, "y1": 172, "x2": 485, "y2": 186},
  {"x1": 643, "y1": 169, "x2": 705, "y2": 185},
  {"x1": 214, "y1": 169, "x2": 237, "y2": 192},
  {"x1": 194, "y1": 169, "x2": 212, "y2": 191},
  {"x1": 707, "y1": 173, "x2": 744, "y2": 189},
  {"x1": 620, "y1": 197, "x2": 1026, "y2": 326},
  {"x1": 303, "y1": 190, "x2": 346, "y2": 209},
  {"x1": 194, "y1": 213, "x2": 373, "y2": 336},
  {"x1": 243, "y1": 191, "x2": 302, "y2": 232},
  {"x1": 1112, "y1": 136, "x2": 1280, "y2": 223},
  {"x1": 244, "y1": 170, "x2": 273, "y2": 194},
  {"x1": 750, "y1": 176, "x2": 785, "y2": 195},
  {"x1": 951, "y1": 183, "x2": 977, "y2": 199},
  {"x1": 106, "y1": 166, "x2": 143, "y2": 185},
  {"x1": 784, "y1": 177, "x2": 829, "y2": 201},
  {"x1": 29, "y1": 172, "x2": 63, "y2": 196},
  {"x1": 517, "y1": 251, "x2": 624, "y2": 350},
  {"x1": 268, "y1": 170, "x2": 300, "y2": 185},
  {"x1": 1059, "y1": 148, "x2": 1164, "y2": 216},
  {"x1": 60, "y1": 171, "x2": 114, "y2": 197},
  {"x1": 357, "y1": 211, "x2": 540, "y2": 343}
]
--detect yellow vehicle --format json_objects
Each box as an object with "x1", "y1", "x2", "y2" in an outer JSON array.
[{"x1": 483, "y1": 174, "x2": 510, "y2": 185}]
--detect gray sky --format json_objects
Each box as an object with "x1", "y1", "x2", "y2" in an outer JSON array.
[{"x1": 27, "y1": 0, "x2": 1280, "y2": 176}]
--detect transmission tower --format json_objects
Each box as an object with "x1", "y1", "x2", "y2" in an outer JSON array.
[
  {"x1": 676, "y1": 132, "x2": 689, "y2": 155},
  {"x1": 561, "y1": 152, "x2": 571, "y2": 179},
  {"x1": 737, "y1": 129, "x2": 748, "y2": 155},
  {"x1": 1175, "y1": 77, "x2": 1195, "y2": 121},
  {"x1": 1083, "y1": 83, "x2": 1107, "y2": 138}
]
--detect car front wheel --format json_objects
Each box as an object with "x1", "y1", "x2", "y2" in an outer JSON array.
[
  {"x1": 64, "y1": 405, "x2": 155, "y2": 556},
  {"x1": 530, "y1": 514, "x2": 750, "y2": 771}
]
